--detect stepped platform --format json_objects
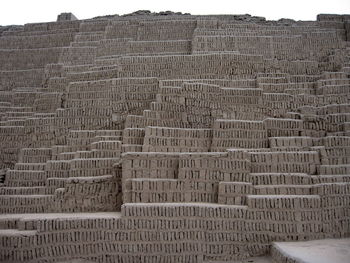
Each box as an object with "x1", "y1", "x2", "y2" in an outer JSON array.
[{"x1": 0, "y1": 10, "x2": 350, "y2": 263}]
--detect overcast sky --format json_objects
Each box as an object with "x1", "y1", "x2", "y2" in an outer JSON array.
[{"x1": 1, "y1": 0, "x2": 349, "y2": 26}]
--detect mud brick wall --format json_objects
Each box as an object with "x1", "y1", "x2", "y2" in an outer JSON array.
[
  {"x1": 250, "y1": 151, "x2": 320, "y2": 174},
  {"x1": 143, "y1": 126, "x2": 212, "y2": 152},
  {"x1": 1, "y1": 11, "x2": 350, "y2": 263},
  {"x1": 0, "y1": 69, "x2": 44, "y2": 91},
  {"x1": 116, "y1": 53, "x2": 265, "y2": 79},
  {"x1": 51, "y1": 174, "x2": 121, "y2": 213},
  {"x1": 122, "y1": 152, "x2": 180, "y2": 203},
  {"x1": 313, "y1": 182, "x2": 350, "y2": 237},
  {"x1": 212, "y1": 119, "x2": 268, "y2": 150}
]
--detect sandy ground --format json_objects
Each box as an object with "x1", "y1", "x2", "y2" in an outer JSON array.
[
  {"x1": 58, "y1": 256, "x2": 275, "y2": 263},
  {"x1": 231, "y1": 256, "x2": 274, "y2": 263}
]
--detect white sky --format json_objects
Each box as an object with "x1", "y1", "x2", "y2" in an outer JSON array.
[{"x1": 1, "y1": 0, "x2": 349, "y2": 26}]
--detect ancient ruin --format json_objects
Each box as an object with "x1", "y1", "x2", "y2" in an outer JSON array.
[{"x1": 0, "y1": 10, "x2": 350, "y2": 262}]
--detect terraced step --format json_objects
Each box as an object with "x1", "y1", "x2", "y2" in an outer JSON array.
[
  {"x1": 0, "y1": 195, "x2": 54, "y2": 213},
  {"x1": 90, "y1": 140, "x2": 122, "y2": 151},
  {"x1": 121, "y1": 202, "x2": 247, "y2": 218},
  {"x1": 0, "y1": 186, "x2": 52, "y2": 195},
  {"x1": 91, "y1": 135, "x2": 122, "y2": 142},
  {"x1": 75, "y1": 149, "x2": 121, "y2": 159},
  {"x1": 254, "y1": 185, "x2": 312, "y2": 195},
  {"x1": 316, "y1": 84, "x2": 350, "y2": 95},
  {"x1": 319, "y1": 164, "x2": 350, "y2": 175},
  {"x1": 250, "y1": 173, "x2": 312, "y2": 185},
  {"x1": 0, "y1": 218, "x2": 18, "y2": 230},
  {"x1": 316, "y1": 174, "x2": 350, "y2": 183},
  {"x1": 0, "y1": 229, "x2": 37, "y2": 236},
  {"x1": 71, "y1": 41, "x2": 100, "y2": 47},
  {"x1": 0, "y1": 119, "x2": 25, "y2": 126},
  {"x1": 5, "y1": 170, "x2": 47, "y2": 187},
  {"x1": 0, "y1": 228, "x2": 38, "y2": 261},
  {"x1": 249, "y1": 151, "x2": 320, "y2": 174},
  {"x1": 247, "y1": 195, "x2": 321, "y2": 210},
  {"x1": 0, "y1": 106, "x2": 32, "y2": 113},
  {"x1": 122, "y1": 144, "x2": 143, "y2": 153},
  {"x1": 45, "y1": 160, "x2": 71, "y2": 178},
  {"x1": 18, "y1": 148, "x2": 52, "y2": 163},
  {"x1": 6, "y1": 111, "x2": 34, "y2": 117},
  {"x1": 70, "y1": 157, "x2": 119, "y2": 168},
  {"x1": 55, "y1": 152, "x2": 76, "y2": 160},
  {"x1": 14, "y1": 163, "x2": 46, "y2": 171}
]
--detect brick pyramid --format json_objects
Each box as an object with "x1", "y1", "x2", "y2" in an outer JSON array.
[{"x1": 0, "y1": 11, "x2": 350, "y2": 262}]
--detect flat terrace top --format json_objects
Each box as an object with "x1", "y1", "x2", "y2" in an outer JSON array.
[
  {"x1": 0, "y1": 212, "x2": 121, "y2": 221},
  {"x1": 274, "y1": 238, "x2": 350, "y2": 263}
]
